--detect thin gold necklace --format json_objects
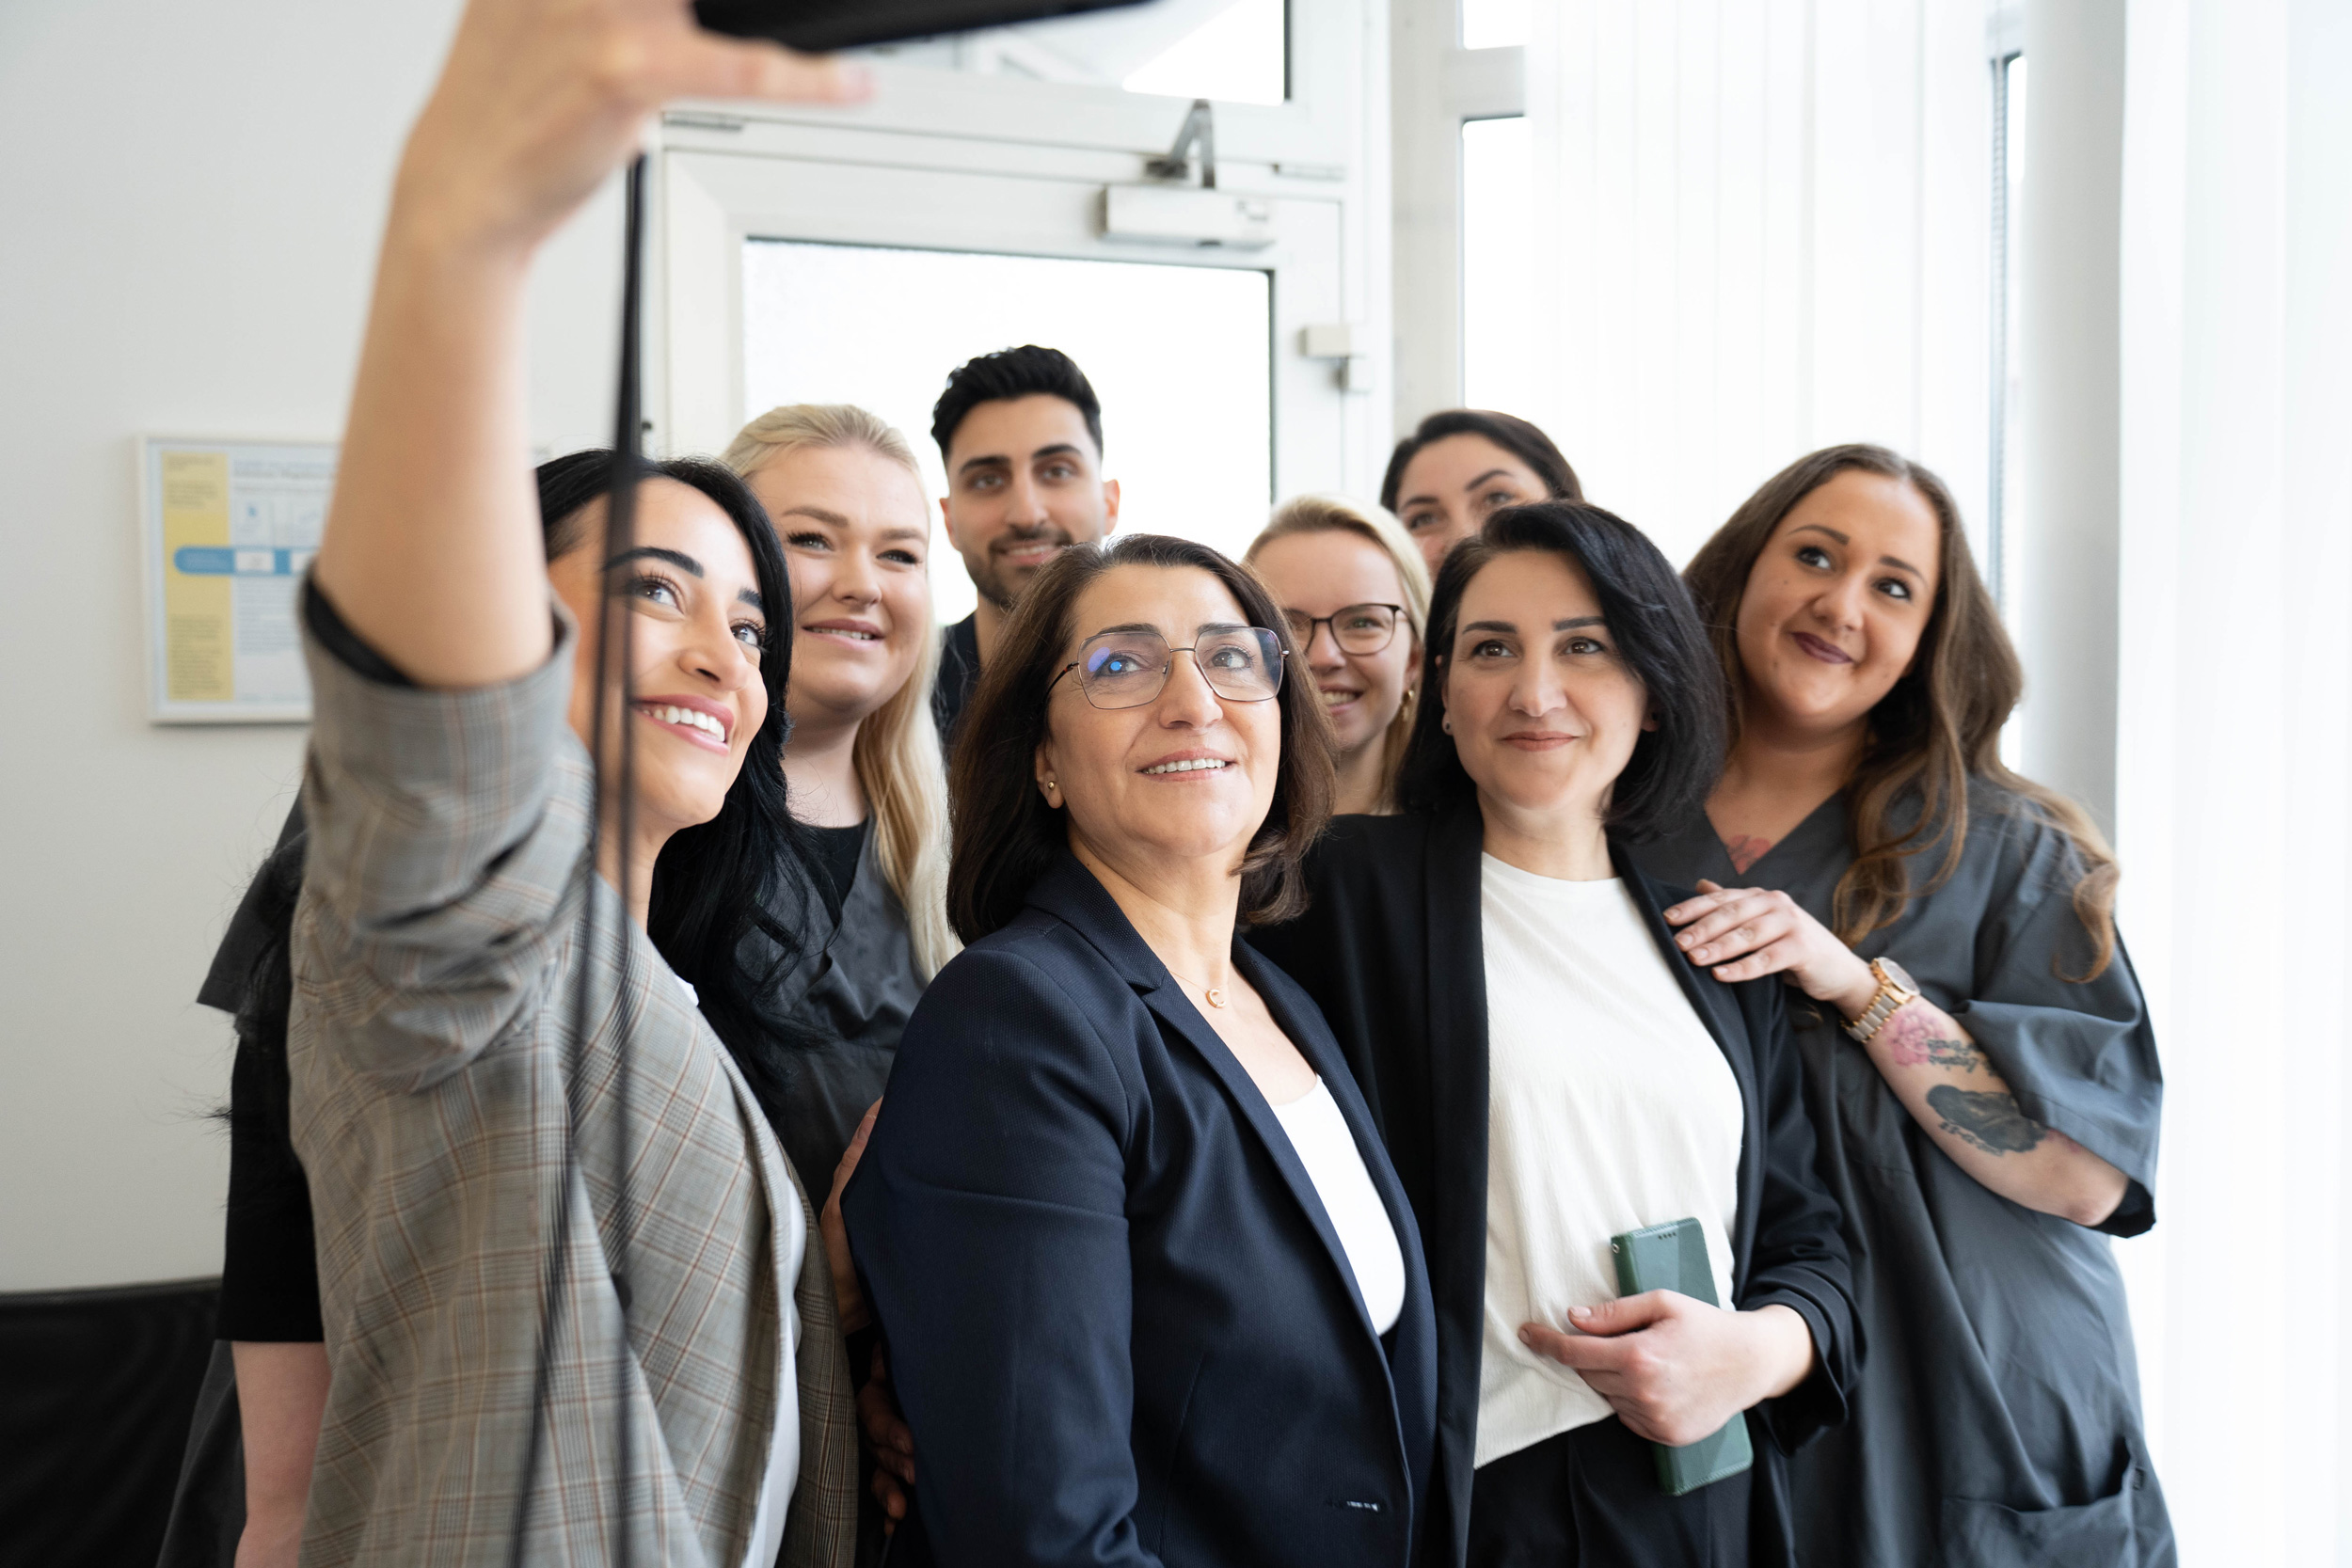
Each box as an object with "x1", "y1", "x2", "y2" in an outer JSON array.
[{"x1": 1165, "y1": 963, "x2": 1232, "y2": 1009}]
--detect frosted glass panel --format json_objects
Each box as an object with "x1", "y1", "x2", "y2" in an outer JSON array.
[
  {"x1": 854, "y1": 0, "x2": 1285, "y2": 106},
  {"x1": 1461, "y1": 116, "x2": 1534, "y2": 417},
  {"x1": 742, "y1": 241, "x2": 1274, "y2": 625}
]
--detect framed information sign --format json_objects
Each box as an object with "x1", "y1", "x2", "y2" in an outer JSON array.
[{"x1": 139, "y1": 436, "x2": 336, "y2": 723}]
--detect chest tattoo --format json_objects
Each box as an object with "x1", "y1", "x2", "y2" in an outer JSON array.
[{"x1": 1723, "y1": 833, "x2": 1773, "y2": 874}]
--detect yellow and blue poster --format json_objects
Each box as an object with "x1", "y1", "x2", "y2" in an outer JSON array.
[{"x1": 140, "y1": 437, "x2": 336, "y2": 722}]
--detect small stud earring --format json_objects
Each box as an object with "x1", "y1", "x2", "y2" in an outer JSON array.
[
  {"x1": 1045, "y1": 779, "x2": 1058, "y2": 795},
  {"x1": 1440, "y1": 713, "x2": 1453, "y2": 735}
]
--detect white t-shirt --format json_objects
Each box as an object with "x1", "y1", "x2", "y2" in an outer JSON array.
[
  {"x1": 1270, "y1": 1077, "x2": 1407, "y2": 1336},
  {"x1": 1475, "y1": 855, "x2": 1745, "y2": 1467}
]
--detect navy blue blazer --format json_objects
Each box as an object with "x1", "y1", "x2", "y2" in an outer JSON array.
[{"x1": 843, "y1": 854, "x2": 1439, "y2": 1566}]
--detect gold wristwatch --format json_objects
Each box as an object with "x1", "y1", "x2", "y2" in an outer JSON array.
[{"x1": 1844, "y1": 957, "x2": 1922, "y2": 1044}]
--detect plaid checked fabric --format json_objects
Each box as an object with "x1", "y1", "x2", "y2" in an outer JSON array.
[{"x1": 289, "y1": 618, "x2": 855, "y2": 1567}]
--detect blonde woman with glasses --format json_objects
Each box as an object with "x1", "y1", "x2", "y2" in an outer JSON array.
[
  {"x1": 723, "y1": 405, "x2": 958, "y2": 1205},
  {"x1": 1246, "y1": 495, "x2": 1433, "y2": 816}
]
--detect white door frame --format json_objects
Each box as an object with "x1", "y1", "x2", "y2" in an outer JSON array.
[{"x1": 646, "y1": 0, "x2": 1391, "y2": 498}]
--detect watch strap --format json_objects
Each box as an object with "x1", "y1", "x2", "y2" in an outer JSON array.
[{"x1": 1844, "y1": 959, "x2": 1916, "y2": 1044}]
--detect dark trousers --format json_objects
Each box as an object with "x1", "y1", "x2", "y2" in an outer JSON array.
[{"x1": 1468, "y1": 1416, "x2": 1753, "y2": 1568}]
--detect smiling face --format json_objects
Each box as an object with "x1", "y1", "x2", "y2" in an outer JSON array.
[
  {"x1": 743, "y1": 442, "x2": 930, "y2": 734},
  {"x1": 1033, "y1": 563, "x2": 1282, "y2": 878},
  {"x1": 546, "y1": 477, "x2": 770, "y2": 840},
  {"x1": 1441, "y1": 548, "x2": 1652, "y2": 829},
  {"x1": 1394, "y1": 433, "x2": 1549, "y2": 576},
  {"x1": 1247, "y1": 527, "x2": 1419, "y2": 761},
  {"x1": 1733, "y1": 469, "x2": 1942, "y2": 738},
  {"x1": 942, "y1": 394, "x2": 1120, "y2": 611}
]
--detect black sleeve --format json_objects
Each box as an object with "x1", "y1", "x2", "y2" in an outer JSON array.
[
  {"x1": 842, "y1": 945, "x2": 1156, "y2": 1567},
  {"x1": 1735, "y1": 977, "x2": 1860, "y2": 1452},
  {"x1": 216, "y1": 1029, "x2": 324, "y2": 1343}
]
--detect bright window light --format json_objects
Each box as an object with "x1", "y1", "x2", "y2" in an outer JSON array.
[
  {"x1": 742, "y1": 241, "x2": 1273, "y2": 626},
  {"x1": 1123, "y1": 0, "x2": 1286, "y2": 105},
  {"x1": 1461, "y1": 116, "x2": 1534, "y2": 417},
  {"x1": 1461, "y1": 0, "x2": 1530, "y2": 50}
]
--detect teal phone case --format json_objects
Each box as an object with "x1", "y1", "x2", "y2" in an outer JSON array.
[{"x1": 1609, "y1": 1217, "x2": 1756, "y2": 1497}]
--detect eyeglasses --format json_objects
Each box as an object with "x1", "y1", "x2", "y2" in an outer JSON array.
[
  {"x1": 1049, "y1": 626, "x2": 1287, "y2": 709},
  {"x1": 1281, "y1": 603, "x2": 1407, "y2": 657}
]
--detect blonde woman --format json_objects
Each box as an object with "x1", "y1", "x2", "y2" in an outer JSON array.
[
  {"x1": 723, "y1": 404, "x2": 959, "y2": 1196},
  {"x1": 1246, "y1": 495, "x2": 1433, "y2": 815}
]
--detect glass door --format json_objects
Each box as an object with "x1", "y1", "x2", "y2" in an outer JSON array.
[
  {"x1": 648, "y1": 0, "x2": 1379, "y2": 617},
  {"x1": 740, "y1": 240, "x2": 1274, "y2": 621}
]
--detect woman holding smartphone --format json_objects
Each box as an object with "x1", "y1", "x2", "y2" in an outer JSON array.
[{"x1": 1254, "y1": 502, "x2": 1855, "y2": 1568}]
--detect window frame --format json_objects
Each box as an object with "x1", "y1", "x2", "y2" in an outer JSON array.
[{"x1": 1391, "y1": 0, "x2": 1523, "y2": 427}]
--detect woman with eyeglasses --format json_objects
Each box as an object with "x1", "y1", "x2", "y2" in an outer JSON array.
[
  {"x1": 841, "y1": 533, "x2": 1438, "y2": 1565},
  {"x1": 1246, "y1": 495, "x2": 1432, "y2": 816}
]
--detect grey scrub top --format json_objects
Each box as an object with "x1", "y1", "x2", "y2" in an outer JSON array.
[
  {"x1": 1629, "y1": 780, "x2": 2175, "y2": 1568},
  {"x1": 771, "y1": 821, "x2": 928, "y2": 1197}
]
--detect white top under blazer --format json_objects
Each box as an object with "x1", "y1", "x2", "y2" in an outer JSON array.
[
  {"x1": 1474, "y1": 854, "x2": 1745, "y2": 1467},
  {"x1": 1270, "y1": 1076, "x2": 1407, "y2": 1336}
]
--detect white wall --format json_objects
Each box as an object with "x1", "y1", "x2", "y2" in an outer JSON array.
[{"x1": 0, "y1": 0, "x2": 623, "y2": 1290}]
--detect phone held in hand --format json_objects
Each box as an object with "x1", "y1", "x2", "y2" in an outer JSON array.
[
  {"x1": 1610, "y1": 1217, "x2": 1756, "y2": 1497},
  {"x1": 694, "y1": 0, "x2": 1152, "y2": 52}
]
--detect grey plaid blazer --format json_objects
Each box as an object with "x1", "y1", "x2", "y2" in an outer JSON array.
[{"x1": 289, "y1": 613, "x2": 856, "y2": 1567}]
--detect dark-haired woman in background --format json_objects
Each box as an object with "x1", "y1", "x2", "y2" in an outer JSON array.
[
  {"x1": 1629, "y1": 445, "x2": 2172, "y2": 1565},
  {"x1": 1254, "y1": 503, "x2": 1854, "y2": 1568},
  {"x1": 1379, "y1": 409, "x2": 1582, "y2": 577},
  {"x1": 843, "y1": 534, "x2": 1438, "y2": 1565}
]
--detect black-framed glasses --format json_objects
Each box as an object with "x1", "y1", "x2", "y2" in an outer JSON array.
[
  {"x1": 1282, "y1": 602, "x2": 1406, "y2": 656},
  {"x1": 1049, "y1": 626, "x2": 1287, "y2": 709}
]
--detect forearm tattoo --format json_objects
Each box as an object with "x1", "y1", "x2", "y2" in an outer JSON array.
[
  {"x1": 1876, "y1": 1006, "x2": 1985, "y2": 1072},
  {"x1": 1925, "y1": 1085, "x2": 2050, "y2": 1154}
]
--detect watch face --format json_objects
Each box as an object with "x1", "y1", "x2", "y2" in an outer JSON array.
[{"x1": 1877, "y1": 958, "x2": 1919, "y2": 995}]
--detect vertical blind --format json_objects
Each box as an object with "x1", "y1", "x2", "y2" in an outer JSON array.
[
  {"x1": 2116, "y1": 0, "x2": 2352, "y2": 1560},
  {"x1": 1519, "y1": 0, "x2": 1994, "y2": 568}
]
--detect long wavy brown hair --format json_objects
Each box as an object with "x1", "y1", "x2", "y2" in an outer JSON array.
[{"x1": 1682, "y1": 444, "x2": 2118, "y2": 978}]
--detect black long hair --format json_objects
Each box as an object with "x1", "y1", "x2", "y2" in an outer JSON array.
[
  {"x1": 227, "y1": 452, "x2": 825, "y2": 1167},
  {"x1": 542, "y1": 450, "x2": 828, "y2": 1104},
  {"x1": 1377, "y1": 408, "x2": 1584, "y2": 514},
  {"x1": 1397, "y1": 500, "x2": 1724, "y2": 840}
]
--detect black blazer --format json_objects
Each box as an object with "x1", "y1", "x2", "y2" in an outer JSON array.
[
  {"x1": 843, "y1": 853, "x2": 1439, "y2": 1567},
  {"x1": 1250, "y1": 804, "x2": 1858, "y2": 1568}
]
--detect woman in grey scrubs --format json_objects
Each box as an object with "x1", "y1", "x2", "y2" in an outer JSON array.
[{"x1": 1627, "y1": 444, "x2": 2175, "y2": 1567}]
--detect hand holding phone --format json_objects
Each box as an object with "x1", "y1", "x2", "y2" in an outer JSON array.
[{"x1": 694, "y1": 0, "x2": 1152, "y2": 53}]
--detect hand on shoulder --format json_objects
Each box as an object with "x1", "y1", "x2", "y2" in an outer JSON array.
[{"x1": 1662, "y1": 879, "x2": 1877, "y2": 1017}]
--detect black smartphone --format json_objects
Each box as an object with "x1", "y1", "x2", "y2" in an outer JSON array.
[{"x1": 694, "y1": 0, "x2": 1154, "y2": 53}]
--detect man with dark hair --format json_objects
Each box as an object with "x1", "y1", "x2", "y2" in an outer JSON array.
[{"x1": 929, "y1": 344, "x2": 1120, "y2": 739}]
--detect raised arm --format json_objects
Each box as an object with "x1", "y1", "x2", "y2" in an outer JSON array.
[
  {"x1": 1666, "y1": 879, "x2": 2133, "y2": 1228},
  {"x1": 310, "y1": 0, "x2": 862, "y2": 688}
]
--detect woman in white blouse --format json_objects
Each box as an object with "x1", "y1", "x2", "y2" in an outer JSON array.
[{"x1": 1255, "y1": 501, "x2": 1857, "y2": 1568}]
